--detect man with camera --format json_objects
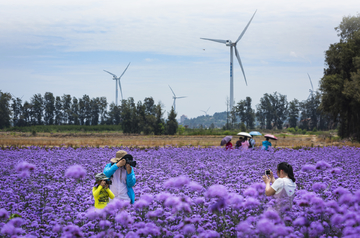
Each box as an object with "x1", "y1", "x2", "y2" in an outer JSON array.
[{"x1": 103, "y1": 150, "x2": 136, "y2": 204}]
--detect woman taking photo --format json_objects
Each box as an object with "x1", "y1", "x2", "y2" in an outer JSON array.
[{"x1": 262, "y1": 162, "x2": 296, "y2": 213}]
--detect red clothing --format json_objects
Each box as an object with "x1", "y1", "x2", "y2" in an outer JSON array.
[{"x1": 225, "y1": 141, "x2": 233, "y2": 150}]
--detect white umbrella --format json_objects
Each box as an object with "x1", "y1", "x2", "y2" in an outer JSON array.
[{"x1": 237, "y1": 132, "x2": 251, "y2": 138}]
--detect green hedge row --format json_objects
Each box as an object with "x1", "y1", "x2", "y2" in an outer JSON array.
[{"x1": 4, "y1": 125, "x2": 122, "y2": 133}]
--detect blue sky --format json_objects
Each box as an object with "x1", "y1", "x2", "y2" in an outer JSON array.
[{"x1": 1, "y1": 0, "x2": 359, "y2": 118}]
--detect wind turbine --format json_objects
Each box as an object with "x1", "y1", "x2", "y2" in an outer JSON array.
[
  {"x1": 307, "y1": 73, "x2": 316, "y2": 99},
  {"x1": 201, "y1": 10, "x2": 257, "y2": 111},
  {"x1": 201, "y1": 107, "x2": 211, "y2": 116},
  {"x1": 103, "y1": 62, "x2": 131, "y2": 105},
  {"x1": 168, "y1": 85, "x2": 186, "y2": 112}
]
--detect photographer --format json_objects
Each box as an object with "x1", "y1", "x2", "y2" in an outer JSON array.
[
  {"x1": 93, "y1": 173, "x2": 115, "y2": 209},
  {"x1": 103, "y1": 150, "x2": 136, "y2": 204},
  {"x1": 262, "y1": 162, "x2": 296, "y2": 212}
]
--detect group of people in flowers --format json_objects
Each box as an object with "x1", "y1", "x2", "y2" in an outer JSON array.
[
  {"x1": 92, "y1": 150, "x2": 136, "y2": 209},
  {"x1": 225, "y1": 136, "x2": 272, "y2": 151},
  {"x1": 92, "y1": 149, "x2": 296, "y2": 215}
]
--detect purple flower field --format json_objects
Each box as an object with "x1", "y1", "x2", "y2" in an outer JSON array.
[{"x1": 1, "y1": 146, "x2": 360, "y2": 237}]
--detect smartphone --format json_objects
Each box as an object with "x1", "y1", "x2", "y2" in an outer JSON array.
[{"x1": 265, "y1": 169, "x2": 271, "y2": 175}]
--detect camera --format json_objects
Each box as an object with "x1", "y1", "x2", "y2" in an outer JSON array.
[
  {"x1": 105, "y1": 180, "x2": 112, "y2": 185},
  {"x1": 117, "y1": 154, "x2": 137, "y2": 168},
  {"x1": 265, "y1": 169, "x2": 271, "y2": 175}
]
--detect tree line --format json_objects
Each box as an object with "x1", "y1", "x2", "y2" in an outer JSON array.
[
  {"x1": 0, "y1": 92, "x2": 178, "y2": 135},
  {"x1": 226, "y1": 91, "x2": 335, "y2": 132}
]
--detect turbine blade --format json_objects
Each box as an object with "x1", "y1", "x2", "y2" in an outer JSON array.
[
  {"x1": 207, "y1": 107, "x2": 210, "y2": 112},
  {"x1": 176, "y1": 96, "x2": 187, "y2": 99},
  {"x1": 104, "y1": 70, "x2": 117, "y2": 77},
  {"x1": 168, "y1": 85, "x2": 176, "y2": 96},
  {"x1": 234, "y1": 46, "x2": 248, "y2": 86},
  {"x1": 235, "y1": 10, "x2": 257, "y2": 43},
  {"x1": 119, "y1": 62, "x2": 131, "y2": 79},
  {"x1": 307, "y1": 73, "x2": 314, "y2": 90},
  {"x1": 200, "y1": 38, "x2": 227, "y2": 44},
  {"x1": 118, "y1": 80, "x2": 123, "y2": 100}
]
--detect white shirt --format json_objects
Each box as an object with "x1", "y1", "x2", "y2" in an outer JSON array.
[
  {"x1": 110, "y1": 167, "x2": 130, "y2": 201},
  {"x1": 271, "y1": 178, "x2": 296, "y2": 197}
]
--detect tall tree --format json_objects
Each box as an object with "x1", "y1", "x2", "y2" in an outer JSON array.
[
  {"x1": 288, "y1": 99, "x2": 300, "y2": 128},
  {"x1": 234, "y1": 97, "x2": 255, "y2": 129},
  {"x1": 90, "y1": 97, "x2": 100, "y2": 126},
  {"x1": 99, "y1": 97, "x2": 108, "y2": 125},
  {"x1": 61, "y1": 94, "x2": 72, "y2": 125},
  {"x1": 11, "y1": 97, "x2": 23, "y2": 127},
  {"x1": 82, "y1": 95, "x2": 91, "y2": 125},
  {"x1": 44, "y1": 92, "x2": 55, "y2": 125},
  {"x1": 71, "y1": 97, "x2": 79, "y2": 125},
  {"x1": 154, "y1": 103, "x2": 165, "y2": 135},
  {"x1": 0, "y1": 91, "x2": 12, "y2": 129},
  {"x1": 31, "y1": 93, "x2": 44, "y2": 125},
  {"x1": 320, "y1": 14, "x2": 360, "y2": 139},
  {"x1": 108, "y1": 103, "x2": 121, "y2": 125},
  {"x1": 54, "y1": 96, "x2": 63, "y2": 125},
  {"x1": 166, "y1": 106, "x2": 178, "y2": 135},
  {"x1": 256, "y1": 92, "x2": 288, "y2": 129}
]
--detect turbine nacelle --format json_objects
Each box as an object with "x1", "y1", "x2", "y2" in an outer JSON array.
[{"x1": 226, "y1": 40, "x2": 232, "y2": 46}]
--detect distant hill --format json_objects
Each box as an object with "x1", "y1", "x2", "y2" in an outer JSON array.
[{"x1": 180, "y1": 111, "x2": 228, "y2": 128}]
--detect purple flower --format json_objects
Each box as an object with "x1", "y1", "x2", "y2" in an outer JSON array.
[
  {"x1": 205, "y1": 185, "x2": 228, "y2": 199},
  {"x1": 209, "y1": 198, "x2": 227, "y2": 212},
  {"x1": 99, "y1": 220, "x2": 111, "y2": 229},
  {"x1": 330, "y1": 214, "x2": 344, "y2": 226},
  {"x1": 0, "y1": 208, "x2": 9, "y2": 220},
  {"x1": 199, "y1": 230, "x2": 220, "y2": 238},
  {"x1": 125, "y1": 231, "x2": 140, "y2": 238},
  {"x1": 15, "y1": 161, "x2": 36, "y2": 177},
  {"x1": 312, "y1": 182, "x2": 327, "y2": 192},
  {"x1": 315, "y1": 160, "x2": 331, "y2": 170},
  {"x1": 257, "y1": 218, "x2": 274, "y2": 234},
  {"x1": 293, "y1": 217, "x2": 308, "y2": 227},
  {"x1": 333, "y1": 187, "x2": 350, "y2": 196},
  {"x1": 155, "y1": 192, "x2": 172, "y2": 202},
  {"x1": 62, "y1": 224, "x2": 84, "y2": 238},
  {"x1": 164, "y1": 176, "x2": 190, "y2": 189},
  {"x1": 243, "y1": 197, "x2": 260, "y2": 209},
  {"x1": 187, "y1": 181, "x2": 204, "y2": 192},
  {"x1": 339, "y1": 193, "x2": 354, "y2": 205},
  {"x1": 301, "y1": 164, "x2": 316, "y2": 172},
  {"x1": 243, "y1": 187, "x2": 258, "y2": 197},
  {"x1": 64, "y1": 164, "x2": 86, "y2": 179},
  {"x1": 182, "y1": 224, "x2": 196, "y2": 235},
  {"x1": 134, "y1": 199, "x2": 151, "y2": 210},
  {"x1": 115, "y1": 211, "x2": 134, "y2": 227}
]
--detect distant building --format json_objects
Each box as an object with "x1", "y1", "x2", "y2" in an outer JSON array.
[{"x1": 180, "y1": 114, "x2": 188, "y2": 124}]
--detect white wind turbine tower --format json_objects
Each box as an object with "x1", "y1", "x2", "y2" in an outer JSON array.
[
  {"x1": 103, "y1": 62, "x2": 131, "y2": 106},
  {"x1": 168, "y1": 85, "x2": 186, "y2": 112},
  {"x1": 201, "y1": 107, "x2": 211, "y2": 116},
  {"x1": 307, "y1": 73, "x2": 316, "y2": 99},
  {"x1": 201, "y1": 10, "x2": 257, "y2": 111}
]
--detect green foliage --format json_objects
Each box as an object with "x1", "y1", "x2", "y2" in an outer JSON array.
[
  {"x1": 240, "y1": 122, "x2": 246, "y2": 132},
  {"x1": 287, "y1": 127, "x2": 307, "y2": 135},
  {"x1": 166, "y1": 107, "x2": 178, "y2": 135},
  {"x1": 233, "y1": 97, "x2": 255, "y2": 129},
  {"x1": 320, "y1": 13, "x2": 360, "y2": 140},
  {"x1": 0, "y1": 91, "x2": 12, "y2": 129},
  {"x1": 178, "y1": 125, "x2": 185, "y2": 135},
  {"x1": 5, "y1": 125, "x2": 123, "y2": 133}
]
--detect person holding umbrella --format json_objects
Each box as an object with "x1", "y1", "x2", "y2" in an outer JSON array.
[
  {"x1": 262, "y1": 134, "x2": 278, "y2": 151},
  {"x1": 249, "y1": 131, "x2": 262, "y2": 149},
  {"x1": 220, "y1": 136, "x2": 233, "y2": 150}
]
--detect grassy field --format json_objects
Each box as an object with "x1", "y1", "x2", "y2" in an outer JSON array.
[{"x1": 0, "y1": 131, "x2": 358, "y2": 148}]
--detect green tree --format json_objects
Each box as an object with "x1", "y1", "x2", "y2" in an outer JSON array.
[
  {"x1": 166, "y1": 106, "x2": 178, "y2": 135},
  {"x1": 44, "y1": 92, "x2": 55, "y2": 125},
  {"x1": 0, "y1": 91, "x2": 12, "y2": 129},
  {"x1": 61, "y1": 94, "x2": 72, "y2": 124},
  {"x1": 11, "y1": 97, "x2": 23, "y2": 127},
  {"x1": 234, "y1": 97, "x2": 255, "y2": 129},
  {"x1": 320, "y1": 14, "x2": 360, "y2": 140},
  {"x1": 31, "y1": 93, "x2": 44, "y2": 125},
  {"x1": 54, "y1": 96, "x2": 63, "y2": 125},
  {"x1": 288, "y1": 99, "x2": 300, "y2": 128},
  {"x1": 108, "y1": 103, "x2": 121, "y2": 125},
  {"x1": 90, "y1": 97, "x2": 100, "y2": 125},
  {"x1": 154, "y1": 103, "x2": 165, "y2": 135},
  {"x1": 71, "y1": 97, "x2": 80, "y2": 125}
]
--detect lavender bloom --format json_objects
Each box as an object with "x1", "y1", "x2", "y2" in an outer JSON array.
[
  {"x1": 243, "y1": 187, "x2": 258, "y2": 197},
  {"x1": 0, "y1": 208, "x2": 9, "y2": 220},
  {"x1": 257, "y1": 218, "x2": 274, "y2": 234},
  {"x1": 205, "y1": 185, "x2": 228, "y2": 199},
  {"x1": 312, "y1": 182, "x2": 327, "y2": 192},
  {"x1": 15, "y1": 161, "x2": 36, "y2": 177},
  {"x1": 182, "y1": 224, "x2": 196, "y2": 235},
  {"x1": 125, "y1": 231, "x2": 140, "y2": 238},
  {"x1": 155, "y1": 192, "x2": 172, "y2": 202},
  {"x1": 64, "y1": 164, "x2": 86, "y2": 179},
  {"x1": 333, "y1": 187, "x2": 350, "y2": 196},
  {"x1": 301, "y1": 164, "x2": 316, "y2": 172},
  {"x1": 315, "y1": 160, "x2": 331, "y2": 170},
  {"x1": 164, "y1": 175, "x2": 190, "y2": 189},
  {"x1": 115, "y1": 211, "x2": 134, "y2": 227},
  {"x1": 187, "y1": 181, "x2": 204, "y2": 192},
  {"x1": 330, "y1": 214, "x2": 344, "y2": 226},
  {"x1": 62, "y1": 224, "x2": 84, "y2": 238}
]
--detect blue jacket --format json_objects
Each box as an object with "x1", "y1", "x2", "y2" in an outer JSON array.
[{"x1": 103, "y1": 163, "x2": 136, "y2": 204}]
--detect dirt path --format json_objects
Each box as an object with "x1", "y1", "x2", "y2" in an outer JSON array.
[{"x1": 0, "y1": 132, "x2": 358, "y2": 148}]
